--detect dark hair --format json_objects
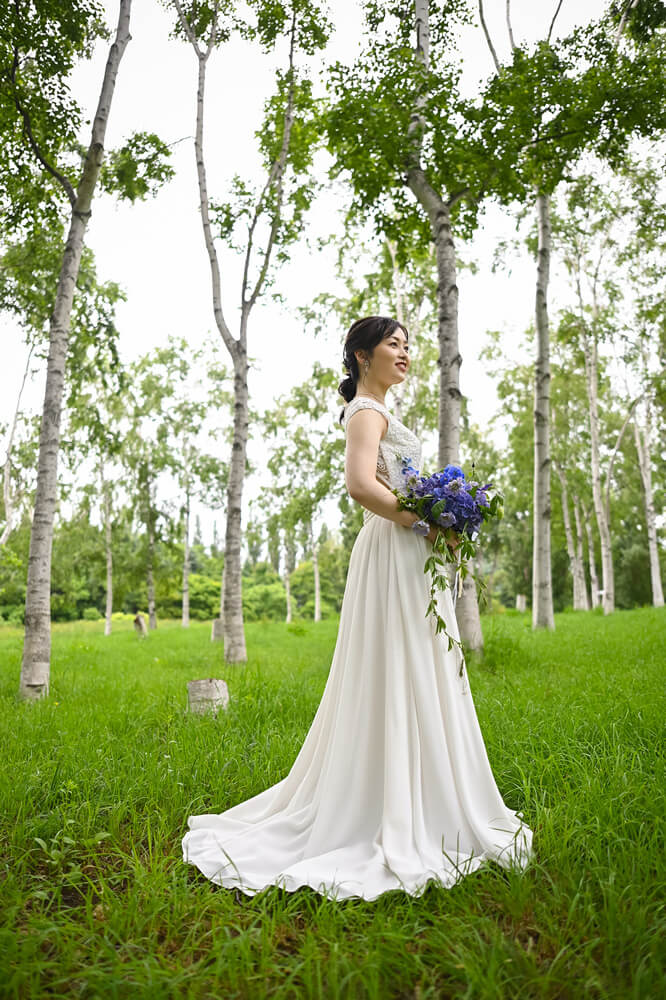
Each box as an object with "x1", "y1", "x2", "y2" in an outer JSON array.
[{"x1": 338, "y1": 316, "x2": 408, "y2": 424}]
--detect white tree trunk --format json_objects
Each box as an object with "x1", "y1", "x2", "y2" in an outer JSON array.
[
  {"x1": 211, "y1": 560, "x2": 225, "y2": 642},
  {"x1": 556, "y1": 465, "x2": 588, "y2": 610},
  {"x1": 102, "y1": 472, "x2": 113, "y2": 636},
  {"x1": 284, "y1": 536, "x2": 295, "y2": 623},
  {"x1": 174, "y1": 0, "x2": 297, "y2": 663},
  {"x1": 20, "y1": 1, "x2": 132, "y2": 700},
  {"x1": 222, "y1": 344, "x2": 249, "y2": 660},
  {"x1": 633, "y1": 412, "x2": 664, "y2": 607},
  {"x1": 407, "y1": 0, "x2": 481, "y2": 649},
  {"x1": 1, "y1": 344, "x2": 33, "y2": 547},
  {"x1": 532, "y1": 193, "x2": 555, "y2": 630},
  {"x1": 182, "y1": 488, "x2": 191, "y2": 627},
  {"x1": 310, "y1": 519, "x2": 321, "y2": 622},
  {"x1": 583, "y1": 332, "x2": 614, "y2": 614},
  {"x1": 285, "y1": 570, "x2": 292, "y2": 623},
  {"x1": 572, "y1": 494, "x2": 591, "y2": 611},
  {"x1": 147, "y1": 508, "x2": 157, "y2": 630},
  {"x1": 387, "y1": 238, "x2": 408, "y2": 423},
  {"x1": 456, "y1": 559, "x2": 484, "y2": 651},
  {"x1": 582, "y1": 501, "x2": 600, "y2": 608}
]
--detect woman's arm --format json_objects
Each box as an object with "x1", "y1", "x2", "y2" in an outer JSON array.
[
  {"x1": 344, "y1": 409, "x2": 422, "y2": 530},
  {"x1": 345, "y1": 408, "x2": 461, "y2": 552}
]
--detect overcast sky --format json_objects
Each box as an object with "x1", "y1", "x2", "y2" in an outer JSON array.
[{"x1": 3, "y1": 0, "x2": 609, "y2": 542}]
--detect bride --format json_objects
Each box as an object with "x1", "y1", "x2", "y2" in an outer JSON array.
[{"x1": 182, "y1": 315, "x2": 534, "y2": 901}]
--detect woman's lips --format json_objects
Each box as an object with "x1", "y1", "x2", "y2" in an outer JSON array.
[{"x1": 396, "y1": 363, "x2": 406, "y2": 371}]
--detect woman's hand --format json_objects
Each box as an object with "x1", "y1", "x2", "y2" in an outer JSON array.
[{"x1": 426, "y1": 524, "x2": 461, "y2": 553}]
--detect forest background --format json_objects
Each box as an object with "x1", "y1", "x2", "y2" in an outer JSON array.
[{"x1": 1, "y1": 0, "x2": 664, "y2": 634}]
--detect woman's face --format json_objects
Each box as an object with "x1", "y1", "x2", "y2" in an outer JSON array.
[{"x1": 365, "y1": 326, "x2": 410, "y2": 384}]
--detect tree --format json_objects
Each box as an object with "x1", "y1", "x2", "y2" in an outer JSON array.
[
  {"x1": 169, "y1": 0, "x2": 329, "y2": 661},
  {"x1": 165, "y1": 343, "x2": 231, "y2": 628},
  {"x1": 263, "y1": 363, "x2": 343, "y2": 622},
  {"x1": 3, "y1": 0, "x2": 174, "y2": 698},
  {"x1": 1, "y1": 345, "x2": 35, "y2": 547},
  {"x1": 475, "y1": 1, "x2": 666, "y2": 626},
  {"x1": 553, "y1": 162, "x2": 665, "y2": 613}
]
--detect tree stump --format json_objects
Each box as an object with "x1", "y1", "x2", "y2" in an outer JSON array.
[
  {"x1": 187, "y1": 678, "x2": 229, "y2": 717},
  {"x1": 133, "y1": 613, "x2": 148, "y2": 637},
  {"x1": 211, "y1": 618, "x2": 224, "y2": 642},
  {"x1": 515, "y1": 594, "x2": 527, "y2": 613}
]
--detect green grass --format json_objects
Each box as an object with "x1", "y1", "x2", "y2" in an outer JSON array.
[{"x1": 1, "y1": 608, "x2": 664, "y2": 999}]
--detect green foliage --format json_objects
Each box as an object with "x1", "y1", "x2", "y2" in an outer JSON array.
[
  {"x1": 1, "y1": 2, "x2": 174, "y2": 242},
  {"x1": 243, "y1": 582, "x2": 287, "y2": 622},
  {"x1": 0, "y1": 0, "x2": 107, "y2": 230},
  {"x1": 609, "y1": 0, "x2": 666, "y2": 44},
  {"x1": 97, "y1": 131, "x2": 176, "y2": 202}
]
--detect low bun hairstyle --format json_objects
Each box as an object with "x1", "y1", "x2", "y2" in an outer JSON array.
[{"x1": 338, "y1": 315, "x2": 408, "y2": 423}]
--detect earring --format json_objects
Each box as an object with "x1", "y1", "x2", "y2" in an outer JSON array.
[{"x1": 363, "y1": 359, "x2": 369, "y2": 374}]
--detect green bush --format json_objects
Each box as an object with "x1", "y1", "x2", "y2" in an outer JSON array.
[
  {"x1": 243, "y1": 582, "x2": 287, "y2": 622},
  {"x1": 298, "y1": 597, "x2": 336, "y2": 621},
  {"x1": 82, "y1": 607, "x2": 103, "y2": 621},
  {"x1": 0, "y1": 604, "x2": 24, "y2": 625}
]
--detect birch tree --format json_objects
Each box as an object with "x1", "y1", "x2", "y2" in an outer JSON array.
[
  {"x1": 327, "y1": 0, "x2": 493, "y2": 647},
  {"x1": 478, "y1": 1, "x2": 572, "y2": 630},
  {"x1": 619, "y1": 161, "x2": 666, "y2": 607},
  {"x1": 553, "y1": 163, "x2": 664, "y2": 613},
  {"x1": 13, "y1": 1, "x2": 131, "y2": 697},
  {"x1": 264, "y1": 363, "x2": 342, "y2": 623},
  {"x1": 632, "y1": 391, "x2": 664, "y2": 607},
  {"x1": 478, "y1": 3, "x2": 665, "y2": 624},
  {"x1": 549, "y1": 340, "x2": 594, "y2": 611},
  {"x1": 2, "y1": 1, "x2": 173, "y2": 697},
  {"x1": 1, "y1": 347, "x2": 34, "y2": 548},
  {"x1": 169, "y1": 0, "x2": 328, "y2": 662},
  {"x1": 327, "y1": 0, "x2": 665, "y2": 637}
]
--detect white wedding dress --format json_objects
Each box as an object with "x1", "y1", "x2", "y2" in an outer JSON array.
[{"x1": 182, "y1": 395, "x2": 533, "y2": 900}]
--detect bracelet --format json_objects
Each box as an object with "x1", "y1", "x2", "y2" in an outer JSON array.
[{"x1": 411, "y1": 518, "x2": 430, "y2": 537}]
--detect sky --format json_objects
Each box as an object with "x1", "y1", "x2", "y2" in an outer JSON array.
[{"x1": 3, "y1": 0, "x2": 610, "y2": 544}]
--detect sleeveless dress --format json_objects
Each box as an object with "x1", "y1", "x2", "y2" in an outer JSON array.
[{"x1": 181, "y1": 395, "x2": 533, "y2": 900}]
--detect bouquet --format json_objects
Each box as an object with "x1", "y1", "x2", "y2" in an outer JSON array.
[{"x1": 392, "y1": 459, "x2": 503, "y2": 667}]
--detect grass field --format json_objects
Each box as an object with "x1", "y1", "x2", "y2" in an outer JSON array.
[{"x1": 1, "y1": 608, "x2": 664, "y2": 999}]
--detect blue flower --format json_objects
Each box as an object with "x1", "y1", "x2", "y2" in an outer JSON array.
[{"x1": 441, "y1": 464, "x2": 465, "y2": 483}]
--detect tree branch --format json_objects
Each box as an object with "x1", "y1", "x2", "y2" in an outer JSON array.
[
  {"x1": 615, "y1": 0, "x2": 639, "y2": 47},
  {"x1": 406, "y1": 0, "x2": 431, "y2": 174},
  {"x1": 172, "y1": 0, "x2": 236, "y2": 356},
  {"x1": 505, "y1": 0, "x2": 516, "y2": 51},
  {"x1": 172, "y1": 0, "x2": 202, "y2": 56},
  {"x1": 243, "y1": 6, "x2": 297, "y2": 314},
  {"x1": 605, "y1": 395, "x2": 641, "y2": 522},
  {"x1": 447, "y1": 185, "x2": 472, "y2": 209},
  {"x1": 547, "y1": 0, "x2": 566, "y2": 43},
  {"x1": 478, "y1": 0, "x2": 501, "y2": 72},
  {"x1": 1, "y1": 342, "x2": 34, "y2": 546},
  {"x1": 7, "y1": 35, "x2": 76, "y2": 206}
]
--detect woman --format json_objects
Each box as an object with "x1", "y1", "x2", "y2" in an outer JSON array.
[{"x1": 182, "y1": 315, "x2": 533, "y2": 900}]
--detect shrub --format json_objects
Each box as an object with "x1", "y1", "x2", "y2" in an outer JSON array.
[
  {"x1": 243, "y1": 583, "x2": 287, "y2": 622},
  {"x1": 0, "y1": 604, "x2": 24, "y2": 625},
  {"x1": 298, "y1": 598, "x2": 337, "y2": 621},
  {"x1": 82, "y1": 607, "x2": 103, "y2": 621}
]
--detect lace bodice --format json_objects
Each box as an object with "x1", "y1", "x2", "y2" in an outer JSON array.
[{"x1": 342, "y1": 396, "x2": 422, "y2": 525}]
